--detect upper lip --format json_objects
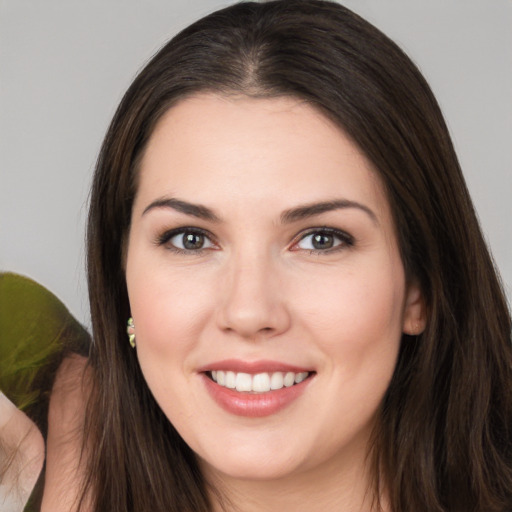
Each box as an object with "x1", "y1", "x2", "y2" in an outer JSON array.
[{"x1": 197, "y1": 359, "x2": 313, "y2": 374}]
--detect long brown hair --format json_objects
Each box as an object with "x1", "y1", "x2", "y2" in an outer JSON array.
[{"x1": 84, "y1": 1, "x2": 512, "y2": 510}]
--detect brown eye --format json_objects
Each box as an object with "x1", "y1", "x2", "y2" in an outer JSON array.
[
  {"x1": 182, "y1": 232, "x2": 205, "y2": 250},
  {"x1": 164, "y1": 229, "x2": 214, "y2": 252},
  {"x1": 294, "y1": 228, "x2": 353, "y2": 252},
  {"x1": 311, "y1": 233, "x2": 334, "y2": 249}
]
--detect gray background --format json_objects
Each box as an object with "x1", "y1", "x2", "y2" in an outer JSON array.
[{"x1": 1, "y1": 0, "x2": 511, "y2": 329}]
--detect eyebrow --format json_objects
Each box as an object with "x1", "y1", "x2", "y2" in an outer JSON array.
[
  {"x1": 142, "y1": 197, "x2": 377, "y2": 225},
  {"x1": 280, "y1": 199, "x2": 377, "y2": 224},
  {"x1": 142, "y1": 197, "x2": 221, "y2": 222}
]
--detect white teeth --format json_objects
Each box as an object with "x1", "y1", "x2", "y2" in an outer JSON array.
[
  {"x1": 283, "y1": 372, "x2": 295, "y2": 387},
  {"x1": 225, "y1": 371, "x2": 236, "y2": 389},
  {"x1": 210, "y1": 370, "x2": 310, "y2": 392},
  {"x1": 252, "y1": 373, "x2": 271, "y2": 392},
  {"x1": 270, "y1": 372, "x2": 284, "y2": 390},
  {"x1": 295, "y1": 372, "x2": 308, "y2": 384},
  {"x1": 235, "y1": 373, "x2": 252, "y2": 392}
]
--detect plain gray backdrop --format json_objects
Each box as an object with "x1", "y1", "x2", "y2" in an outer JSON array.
[{"x1": 1, "y1": 0, "x2": 511, "y2": 328}]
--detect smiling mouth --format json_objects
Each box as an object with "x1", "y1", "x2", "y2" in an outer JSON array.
[{"x1": 208, "y1": 370, "x2": 312, "y2": 393}]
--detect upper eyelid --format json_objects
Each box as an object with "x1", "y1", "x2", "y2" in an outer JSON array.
[
  {"x1": 293, "y1": 226, "x2": 353, "y2": 241},
  {"x1": 157, "y1": 226, "x2": 216, "y2": 244}
]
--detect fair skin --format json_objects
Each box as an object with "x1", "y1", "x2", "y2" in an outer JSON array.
[
  {"x1": 125, "y1": 94, "x2": 425, "y2": 511},
  {"x1": 0, "y1": 392, "x2": 44, "y2": 511},
  {"x1": 41, "y1": 355, "x2": 90, "y2": 511},
  {"x1": 1, "y1": 355, "x2": 89, "y2": 512}
]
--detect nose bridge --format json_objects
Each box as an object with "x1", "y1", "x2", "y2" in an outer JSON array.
[{"x1": 217, "y1": 243, "x2": 290, "y2": 338}]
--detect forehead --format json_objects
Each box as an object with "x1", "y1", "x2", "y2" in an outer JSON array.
[{"x1": 135, "y1": 93, "x2": 389, "y2": 220}]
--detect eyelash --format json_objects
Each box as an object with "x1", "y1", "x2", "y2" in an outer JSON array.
[
  {"x1": 155, "y1": 226, "x2": 354, "y2": 255},
  {"x1": 156, "y1": 227, "x2": 216, "y2": 255},
  {"x1": 291, "y1": 227, "x2": 354, "y2": 254}
]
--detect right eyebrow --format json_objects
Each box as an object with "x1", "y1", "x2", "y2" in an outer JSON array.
[
  {"x1": 142, "y1": 197, "x2": 221, "y2": 222},
  {"x1": 280, "y1": 199, "x2": 378, "y2": 225}
]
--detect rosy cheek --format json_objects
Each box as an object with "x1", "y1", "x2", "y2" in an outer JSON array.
[
  {"x1": 129, "y1": 271, "x2": 215, "y2": 356},
  {"x1": 296, "y1": 265, "x2": 403, "y2": 352}
]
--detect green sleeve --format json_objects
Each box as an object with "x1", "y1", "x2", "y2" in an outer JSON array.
[{"x1": 0, "y1": 272, "x2": 91, "y2": 511}]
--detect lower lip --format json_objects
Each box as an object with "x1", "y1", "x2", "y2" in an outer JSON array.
[{"x1": 202, "y1": 373, "x2": 312, "y2": 417}]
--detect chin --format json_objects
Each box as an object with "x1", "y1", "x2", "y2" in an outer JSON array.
[
  {"x1": 202, "y1": 457, "x2": 303, "y2": 482},
  {"x1": 196, "y1": 441, "x2": 307, "y2": 482}
]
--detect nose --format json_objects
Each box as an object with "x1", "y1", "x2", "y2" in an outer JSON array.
[{"x1": 216, "y1": 250, "x2": 291, "y2": 340}]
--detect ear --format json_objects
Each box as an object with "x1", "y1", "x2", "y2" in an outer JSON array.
[{"x1": 402, "y1": 280, "x2": 426, "y2": 335}]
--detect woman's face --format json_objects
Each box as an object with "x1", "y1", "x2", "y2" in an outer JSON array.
[{"x1": 125, "y1": 94, "x2": 424, "y2": 485}]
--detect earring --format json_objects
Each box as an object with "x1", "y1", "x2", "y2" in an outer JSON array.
[{"x1": 127, "y1": 317, "x2": 136, "y2": 348}]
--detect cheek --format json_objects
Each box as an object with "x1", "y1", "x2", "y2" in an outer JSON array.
[
  {"x1": 126, "y1": 254, "x2": 214, "y2": 356},
  {"x1": 300, "y1": 261, "x2": 405, "y2": 437},
  {"x1": 294, "y1": 259, "x2": 406, "y2": 359},
  {"x1": 125, "y1": 260, "x2": 213, "y2": 423}
]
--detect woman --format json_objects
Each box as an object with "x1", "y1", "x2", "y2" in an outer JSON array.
[{"x1": 30, "y1": 0, "x2": 512, "y2": 510}]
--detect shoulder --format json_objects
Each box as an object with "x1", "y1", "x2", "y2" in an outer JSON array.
[
  {"x1": 0, "y1": 392, "x2": 45, "y2": 512},
  {"x1": 41, "y1": 354, "x2": 92, "y2": 512}
]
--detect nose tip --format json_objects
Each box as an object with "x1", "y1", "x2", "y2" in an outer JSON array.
[
  {"x1": 216, "y1": 261, "x2": 291, "y2": 340},
  {"x1": 220, "y1": 308, "x2": 286, "y2": 339}
]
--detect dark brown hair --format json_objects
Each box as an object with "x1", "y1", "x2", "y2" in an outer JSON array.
[{"x1": 85, "y1": 1, "x2": 512, "y2": 510}]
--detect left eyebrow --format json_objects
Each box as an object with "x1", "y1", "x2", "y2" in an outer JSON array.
[
  {"x1": 142, "y1": 197, "x2": 221, "y2": 222},
  {"x1": 280, "y1": 199, "x2": 378, "y2": 224}
]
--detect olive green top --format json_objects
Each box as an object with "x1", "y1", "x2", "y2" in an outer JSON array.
[{"x1": 0, "y1": 272, "x2": 90, "y2": 511}]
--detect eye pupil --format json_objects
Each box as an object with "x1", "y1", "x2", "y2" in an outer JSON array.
[
  {"x1": 183, "y1": 233, "x2": 204, "y2": 250},
  {"x1": 312, "y1": 233, "x2": 333, "y2": 249}
]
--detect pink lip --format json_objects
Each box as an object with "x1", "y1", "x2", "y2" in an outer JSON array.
[
  {"x1": 197, "y1": 359, "x2": 312, "y2": 374},
  {"x1": 198, "y1": 360, "x2": 314, "y2": 418}
]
